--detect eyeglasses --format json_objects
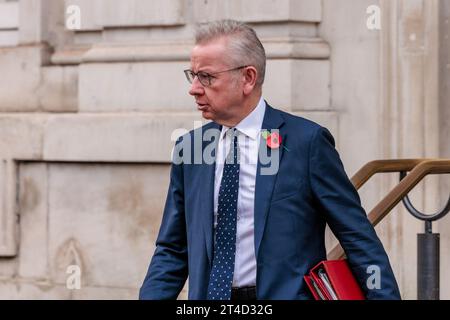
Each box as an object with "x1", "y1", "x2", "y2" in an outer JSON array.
[{"x1": 183, "y1": 66, "x2": 248, "y2": 87}]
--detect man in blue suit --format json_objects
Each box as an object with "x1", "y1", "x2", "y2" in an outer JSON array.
[{"x1": 140, "y1": 20, "x2": 401, "y2": 300}]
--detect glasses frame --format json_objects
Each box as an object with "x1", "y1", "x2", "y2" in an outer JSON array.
[{"x1": 183, "y1": 65, "x2": 248, "y2": 87}]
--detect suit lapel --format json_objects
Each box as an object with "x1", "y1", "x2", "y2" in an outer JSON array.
[
  {"x1": 254, "y1": 104, "x2": 286, "y2": 259},
  {"x1": 200, "y1": 122, "x2": 221, "y2": 266}
]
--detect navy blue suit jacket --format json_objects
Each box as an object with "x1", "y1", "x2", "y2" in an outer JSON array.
[{"x1": 140, "y1": 104, "x2": 401, "y2": 300}]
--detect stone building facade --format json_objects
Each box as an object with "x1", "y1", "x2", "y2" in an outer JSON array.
[{"x1": 0, "y1": 0, "x2": 448, "y2": 299}]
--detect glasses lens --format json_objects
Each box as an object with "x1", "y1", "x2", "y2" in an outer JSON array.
[
  {"x1": 197, "y1": 72, "x2": 210, "y2": 86},
  {"x1": 184, "y1": 70, "x2": 212, "y2": 86},
  {"x1": 184, "y1": 70, "x2": 194, "y2": 83}
]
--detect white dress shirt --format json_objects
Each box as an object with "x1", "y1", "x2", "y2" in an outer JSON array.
[{"x1": 213, "y1": 96, "x2": 266, "y2": 288}]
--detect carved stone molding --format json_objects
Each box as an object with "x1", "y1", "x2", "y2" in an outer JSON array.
[{"x1": 69, "y1": 38, "x2": 330, "y2": 65}]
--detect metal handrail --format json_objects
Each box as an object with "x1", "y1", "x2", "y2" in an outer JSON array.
[
  {"x1": 351, "y1": 159, "x2": 427, "y2": 189},
  {"x1": 327, "y1": 159, "x2": 450, "y2": 260}
]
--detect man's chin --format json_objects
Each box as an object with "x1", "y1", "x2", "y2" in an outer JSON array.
[{"x1": 200, "y1": 110, "x2": 214, "y2": 120}]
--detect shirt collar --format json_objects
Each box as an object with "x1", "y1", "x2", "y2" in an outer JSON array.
[{"x1": 220, "y1": 97, "x2": 266, "y2": 140}]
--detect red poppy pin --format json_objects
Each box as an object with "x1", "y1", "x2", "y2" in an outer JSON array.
[{"x1": 261, "y1": 130, "x2": 289, "y2": 151}]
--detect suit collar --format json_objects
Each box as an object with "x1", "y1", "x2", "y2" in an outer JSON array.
[
  {"x1": 261, "y1": 101, "x2": 285, "y2": 131},
  {"x1": 220, "y1": 96, "x2": 266, "y2": 141}
]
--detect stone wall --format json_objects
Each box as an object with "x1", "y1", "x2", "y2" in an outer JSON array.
[{"x1": 0, "y1": 0, "x2": 447, "y2": 299}]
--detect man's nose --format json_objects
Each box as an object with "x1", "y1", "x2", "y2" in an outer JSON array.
[{"x1": 189, "y1": 77, "x2": 205, "y2": 96}]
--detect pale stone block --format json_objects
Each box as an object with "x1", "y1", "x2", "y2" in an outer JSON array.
[
  {"x1": 256, "y1": 23, "x2": 318, "y2": 40},
  {"x1": 38, "y1": 66, "x2": 78, "y2": 112},
  {"x1": 46, "y1": 163, "x2": 170, "y2": 289},
  {"x1": 20, "y1": 0, "x2": 74, "y2": 46},
  {"x1": 81, "y1": 43, "x2": 192, "y2": 63},
  {"x1": 73, "y1": 31, "x2": 102, "y2": 45},
  {"x1": 100, "y1": 0, "x2": 185, "y2": 27},
  {"x1": 17, "y1": 163, "x2": 49, "y2": 279},
  {"x1": 0, "y1": 30, "x2": 18, "y2": 47},
  {"x1": 0, "y1": 46, "x2": 49, "y2": 112},
  {"x1": 291, "y1": 0, "x2": 322, "y2": 22},
  {"x1": 264, "y1": 39, "x2": 330, "y2": 60},
  {"x1": 18, "y1": 0, "x2": 42, "y2": 44},
  {"x1": 78, "y1": 62, "x2": 194, "y2": 112},
  {"x1": 263, "y1": 59, "x2": 331, "y2": 111},
  {"x1": 293, "y1": 111, "x2": 339, "y2": 145},
  {"x1": 264, "y1": 60, "x2": 296, "y2": 109},
  {"x1": 292, "y1": 60, "x2": 331, "y2": 110},
  {"x1": 194, "y1": 0, "x2": 321, "y2": 23},
  {"x1": 0, "y1": 280, "x2": 70, "y2": 299},
  {"x1": 0, "y1": 2, "x2": 18, "y2": 29},
  {"x1": 0, "y1": 115, "x2": 44, "y2": 159},
  {"x1": 43, "y1": 113, "x2": 205, "y2": 162},
  {"x1": 100, "y1": 26, "x2": 197, "y2": 44},
  {"x1": 0, "y1": 256, "x2": 17, "y2": 277}
]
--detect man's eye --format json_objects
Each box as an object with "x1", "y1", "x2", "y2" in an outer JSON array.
[{"x1": 198, "y1": 72, "x2": 210, "y2": 79}]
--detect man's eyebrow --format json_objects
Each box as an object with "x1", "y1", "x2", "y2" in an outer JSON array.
[{"x1": 196, "y1": 69, "x2": 213, "y2": 73}]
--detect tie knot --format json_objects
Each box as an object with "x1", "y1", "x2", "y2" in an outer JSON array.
[
  {"x1": 225, "y1": 128, "x2": 239, "y2": 165},
  {"x1": 226, "y1": 128, "x2": 238, "y2": 139}
]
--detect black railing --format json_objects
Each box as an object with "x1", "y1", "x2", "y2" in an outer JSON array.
[{"x1": 400, "y1": 171, "x2": 450, "y2": 300}]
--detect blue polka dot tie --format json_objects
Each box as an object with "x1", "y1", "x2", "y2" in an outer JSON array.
[{"x1": 207, "y1": 128, "x2": 240, "y2": 300}]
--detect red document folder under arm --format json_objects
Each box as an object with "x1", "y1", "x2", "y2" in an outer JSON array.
[{"x1": 304, "y1": 260, "x2": 365, "y2": 300}]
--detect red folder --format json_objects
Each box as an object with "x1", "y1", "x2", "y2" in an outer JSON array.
[{"x1": 304, "y1": 260, "x2": 365, "y2": 300}]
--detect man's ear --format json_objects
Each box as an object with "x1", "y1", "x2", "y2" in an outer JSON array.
[{"x1": 242, "y1": 66, "x2": 258, "y2": 95}]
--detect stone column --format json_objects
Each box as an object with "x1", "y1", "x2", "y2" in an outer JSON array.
[{"x1": 380, "y1": 0, "x2": 441, "y2": 299}]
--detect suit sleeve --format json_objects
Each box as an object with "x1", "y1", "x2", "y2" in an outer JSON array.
[
  {"x1": 308, "y1": 127, "x2": 401, "y2": 299},
  {"x1": 139, "y1": 140, "x2": 188, "y2": 300}
]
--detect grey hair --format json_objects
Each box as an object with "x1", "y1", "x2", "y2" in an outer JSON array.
[{"x1": 195, "y1": 20, "x2": 266, "y2": 87}]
